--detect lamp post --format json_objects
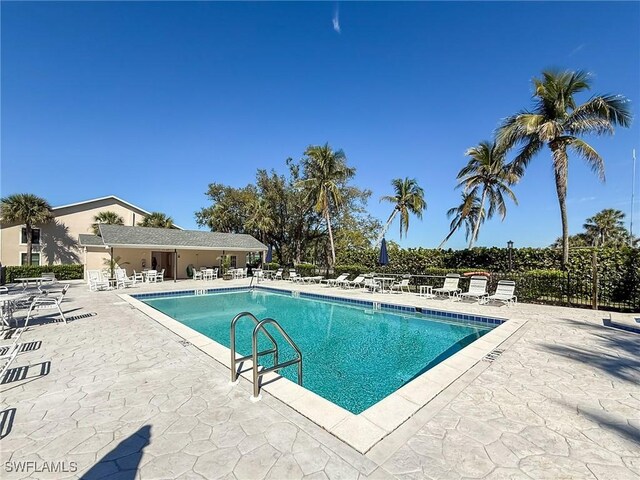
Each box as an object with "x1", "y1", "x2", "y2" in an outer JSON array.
[{"x1": 507, "y1": 240, "x2": 514, "y2": 271}]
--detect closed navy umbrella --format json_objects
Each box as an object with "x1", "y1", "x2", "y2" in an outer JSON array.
[
  {"x1": 265, "y1": 245, "x2": 273, "y2": 263},
  {"x1": 379, "y1": 238, "x2": 389, "y2": 266}
]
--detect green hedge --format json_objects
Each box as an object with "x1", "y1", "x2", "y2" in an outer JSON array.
[
  {"x1": 294, "y1": 263, "x2": 317, "y2": 278},
  {"x1": 6, "y1": 264, "x2": 84, "y2": 283},
  {"x1": 263, "y1": 262, "x2": 280, "y2": 271}
]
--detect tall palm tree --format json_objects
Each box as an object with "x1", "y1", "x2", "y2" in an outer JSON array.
[
  {"x1": 0, "y1": 193, "x2": 52, "y2": 265},
  {"x1": 297, "y1": 143, "x2": 356, "y2": 266},
  {"x1": 457, "y1": 141, "x2": 519, "y2": 248},
  {"x1": 138, "y1": 212, "x2": 175, "y2": 229},
  {"x1": 438, "y1": 192, "x2": 484, "y2": 249},
  {"x1": 583, "y1": 208, "x2": 627, "y2": 247},
  {"x1": 92, "y1": 211, "x2": 124, "y2": 235},
  {"x1": 378, "y1": 178, "x2": 426, "y2": 244},
  {"x1": 497, "y1": 69, "x2": 632, "y2": 266}
]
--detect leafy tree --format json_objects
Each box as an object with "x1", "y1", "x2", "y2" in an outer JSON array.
[
  {"x1": 550, "y1": 233, "x2": 592, "y2": 248},
  {"x1": 92, "y1": 211, "x2": 124, "y2": 235},
  {"x1": 138, "y1": 212, "x2": 176, "y2": 229},
  {"x1": 297, "y1": 144, "x2": 356, "y2": 266},
  {"x1": 378, "y1": 178, "x2": 426, "y2": 243},
  {"x1": 457, "y1": 141, "x2": 519, "y2": 248},
  {"x1": 498, "y1": 69, "x2": 632, "y2": 266},
  {"x1": 195, "y1": 183, "x2": 257, "y2": 233},
  {"x1": 439, "y1": 192, "x2": 484, "y2": 248},
  {"x1": 0, "y1": 193, "x2": 53, "y2": 265}
]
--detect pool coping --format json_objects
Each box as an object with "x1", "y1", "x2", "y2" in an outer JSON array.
[{"x1": 121, "y1": 285, "x2": 527, "y2": 454}]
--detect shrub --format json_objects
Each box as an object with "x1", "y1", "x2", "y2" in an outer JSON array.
[
  {"x1": 333, "y1": 264, "x2": 370, "y2": 278},
  {"x1": 263, "y1": 262, "x2": 280, "y2": 271},
  {"x1": 6, "y1": 264, "x2": 84, "y2": 283},
  {"x1": 294, "y1": 263, "x2": 317, "y2": 277}
]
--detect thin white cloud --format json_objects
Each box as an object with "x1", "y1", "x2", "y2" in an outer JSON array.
[
  {"x1": 567, "y1": 196, "x2": 596, "y2": 204},
  {"x1": 332, "y1": 4, "x2": 341, "y2": 33},
  {"x1": 568, "y1": 43, "x2": 586, "y2": 57}
]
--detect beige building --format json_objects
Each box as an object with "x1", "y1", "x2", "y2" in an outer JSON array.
[
  {"x1": 0, "y1": 196, "x2": 151, "y2": 267},
  {"x1": 1, "y1": 195, "x2": 266, "y2": 280}
]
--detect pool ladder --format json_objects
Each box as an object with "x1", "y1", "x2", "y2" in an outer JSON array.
[{"x1": 230, "y1": 312, "x2": 303, "y2": 401}]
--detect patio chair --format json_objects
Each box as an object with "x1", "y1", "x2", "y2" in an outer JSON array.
[
  {"x1": 304, "y1": 276, "x2": 323, "y2": 284},
  {"x1": 155, "y1": 269, "x2": 165, "y2": 282},
  {"x1": 273, "y1": 268, "x2": 284, "y2": 281},
  {"x1": 115, "y1": 269, "x2": 135, "y2": 289},
  {"x1": 390, "y1": 277, "x2": 411, "y2": 294},
  {"x1": 192, "y1": 267, "x2": 203, "y2": 280},
  {"x1": 363, "y1": 277, "x2": 381, "y2": 292},
  {"x1": 343, "y1": 275, "x2": 365, "y2": 288},
  {"x1": 322, "y1": 274, "x2": 348, "y2": 287},
  {"x1": 458, "y1": 276, "x2": 489, "y2": 303},
  {"x1": 88, "y1": 270, "x2": 110, "y2": 292},
  {"x1": 132, "y1": 271, "x2": 145, "y2": 284},
  {"x1": 145, "y1": 270, "x2": 158, "y2": 283},
  {"x1": 486, "y1": 280, "x2": 517, "y2": 306},
  {"x1": 24, "y1": 284, "x2": 69, "y2": 327},
  {"x1": 432, "y1": 273, "x2": 462, "y2": 298},
  {"x1": 0, "y1": 328, "x2": 24, "y2": 379}
]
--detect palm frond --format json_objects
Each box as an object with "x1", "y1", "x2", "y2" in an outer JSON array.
[{"x1": 568, "y1": 138, "x2": 605, "y2": 181}]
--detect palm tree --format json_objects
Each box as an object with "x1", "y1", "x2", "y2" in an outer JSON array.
[
  {"x1": 297, "y1": 144, "x2": 356, "y2": 266},
  {"x1": 583, "y1": 208, "x2": 627, "y2": 247},
  {"x1": 457, "y1": 141, "x2": 519, "y2": 248},
  {"x1": 497, "y1": 69, "x2": 632, "y2": 266},
  {"x1": 92, "y1": 211, "x2": 124, "y2": 235},
  {"x1": 378, "y1": 178, "x2": 426, "y2": 244},
  {"x1": 439, "y1": 192, "x2": 484, "y2": 249},
  {"x1": 0, "y1": 193, "x2": 52, "y2": 265},
  {"x1": 245, "y1": 199, "x2": 275, "y2": 245},
  {"x1": 138, "y1": 212, "x2": 175, "y2": 228}
]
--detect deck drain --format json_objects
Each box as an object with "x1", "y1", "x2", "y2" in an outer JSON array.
[
  {"x1": 66, "y1": 312, "x2": 98, "y2": 321},
  {"x1": 483, "y1": 349, "x2": 504, "y2": 362},
  {"x1": 178, "y1": 340, "x2": 192, "y2": 347}
]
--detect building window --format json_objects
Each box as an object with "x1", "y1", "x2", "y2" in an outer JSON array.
[
  {"x1": 21, "y1": 227, "x2": 41, "y2": 245},
  {"x1": 20, "y1": 253, "x2": 41, "y2": 266},
  {"x1": 230, "y1": 255, "x2": 237, "y2": 268}
]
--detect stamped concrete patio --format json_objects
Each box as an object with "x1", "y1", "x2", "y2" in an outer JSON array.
[{"x1": 1, "y1": 279, "x2": 638, "y2": 479}]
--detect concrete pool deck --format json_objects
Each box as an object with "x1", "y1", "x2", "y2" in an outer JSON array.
[{"x1": 1, "y1": 278, "x2": 638, "y2": 479}]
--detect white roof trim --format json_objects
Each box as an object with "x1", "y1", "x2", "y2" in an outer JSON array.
[{"x1": 53, "y1": 196, "x2": 151, "y2": 214}]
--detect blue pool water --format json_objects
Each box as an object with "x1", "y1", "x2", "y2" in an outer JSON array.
[{"x1": 143, "y1": 290, "x2": 494, "y2": 413}]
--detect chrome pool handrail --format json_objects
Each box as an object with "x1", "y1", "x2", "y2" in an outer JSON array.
[
  {"x1": 230, "y1": 312, "x2": 279, "y2": 383},
  {"x1": 251, "y1": 317, "x2": 303, "y2": 400}
]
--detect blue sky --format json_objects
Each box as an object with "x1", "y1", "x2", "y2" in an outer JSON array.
[{"x1": 2, "y1": 1, "x2": 639, "y2": 249}]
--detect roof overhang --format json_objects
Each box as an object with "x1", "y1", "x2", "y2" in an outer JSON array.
[{"x1": 88, "y1": 243, "x2": 267, "y2": 252}]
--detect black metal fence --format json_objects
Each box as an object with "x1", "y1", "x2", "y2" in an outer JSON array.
[{"x1": 405, "y1": 270, "x2": 640, "y2": 313}]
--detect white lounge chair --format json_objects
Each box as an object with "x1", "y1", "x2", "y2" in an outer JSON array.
[
  {"x1": 273, "y1": 268, "x2": 284, "y2": 281},
  {"x1": 433, "y1": 273, "x2": 462, "y2": 298},
  {"x1": 302, "y1": 276, "x2": 323, "y2": 284},
  {"x1": 390, "y1": 277, "x2": 411, "y2": 294},
  {"x1": 486, "y1": 280, "x2": 517, "y2": 306},
  {"x1": 322, "y1": 274, "x2": 348, "y2": 287},
  {"x1": 343, "y1": 275, "x2": 365, "y2": 288},
  {"x1": 458, "y1": 276, "x2": 489, "y2": 303},
  {"x1": 288, "y1": 271, "x2": 301, "y2": 282},
  {"x1": 25, "y1": 284, "x2": 69, "y2": 327},
  {"x1": 0, "y1": 328, "x2": 24, "y2": 379}
]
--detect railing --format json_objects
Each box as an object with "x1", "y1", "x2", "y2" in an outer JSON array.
[
  {"x1": 230, "y1": 312, "x2": 279, "y2": 383},
  {"x1": 251, "y1": 318, "x2": 302, "y2": 400}
]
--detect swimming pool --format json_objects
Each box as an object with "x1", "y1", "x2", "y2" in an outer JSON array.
[{"x1": 142, "y1": 288, "x2": 496, "y2": 414}]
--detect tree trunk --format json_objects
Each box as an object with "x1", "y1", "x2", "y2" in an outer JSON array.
[
  {"x1": 551, "y1": 143, "x2": 570, "y2": 268},
  {"x1": 469, "y1": 189, "x2": 487, "y2": 249},
  {"x1": 438, "y1": 218, "x2": 462, "y2": 249},
  {"x1": 325, "y1": 206, "x2": 336, "y2": 267},
  {"x1": 25, "y1": 224, "x2": 33, "y2": 265},
  {"x1": 377, "y1": 209, "x2": 398, "y2": 246}
]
